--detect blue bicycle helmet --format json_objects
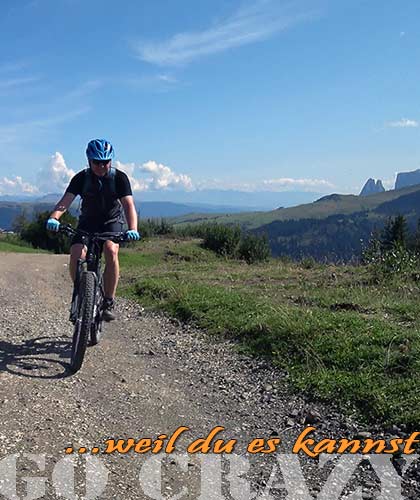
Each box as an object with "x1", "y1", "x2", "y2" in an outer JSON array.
[{"x1": 86, "y1": 139, "x2": 114, "y2": 161}]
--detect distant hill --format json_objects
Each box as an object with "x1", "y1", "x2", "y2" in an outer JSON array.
[
  {"x1": 172, "y1": 184, "x2": 420, "y2": 228},
  {"x1": 0, "y1": 189, "x2": 323, "y2": 210},
  {"x1": 172, "y1": 185, "x2": 420, "y2": 262},
  {"x1": 0, "y1": 200, "x2": 261, "y2": 230}
]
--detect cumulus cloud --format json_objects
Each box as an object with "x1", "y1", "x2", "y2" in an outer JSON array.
[
  {"x1": 115, "y1": 160, "x2": 194, "y2": 191},
  {"x1": 0, "y1": 176, "x2": 38, "y2": 195},
  {"x1": 133, "y1": 0, "x2": 320, "y2": 66},
  {"x1": 36, "y1": 152, "x2": 76, "y2": 194},
  {"x1": 114, "y1": 161, "x2": 149, "y2": 192},
  {"x1": 387, "y1": 118, "x2": 418, "y2": 128},
  {"x1": 0, "y1": 152, "x2": 334, "y2": 197},
  {"x1": 141, "y1": 160, "x2": 194, "y2": 190}
]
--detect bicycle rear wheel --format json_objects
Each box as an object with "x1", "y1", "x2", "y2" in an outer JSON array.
[{"x1": 70, "y1": 271, "x2": 96, "y2": 373}]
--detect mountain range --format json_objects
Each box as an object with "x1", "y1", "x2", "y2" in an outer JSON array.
[
  {"x1": 172, "y1": 184, "x2": 420, "y2": 262},
  {"x1": 2, "y1": 183, "x2": 420, "y2": 262}
]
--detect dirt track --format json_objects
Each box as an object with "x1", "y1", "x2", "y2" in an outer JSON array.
[{"x1": 0, "y1": 253, "x2": 418, "y2": 499}]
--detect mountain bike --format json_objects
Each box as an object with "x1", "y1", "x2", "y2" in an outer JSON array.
[{"x1": 59, "y1": 224, "x2": 127, "y2": 373}]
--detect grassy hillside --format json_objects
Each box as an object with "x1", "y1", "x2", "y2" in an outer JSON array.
[
  {"x1": 0, "y1": 234, "x2": 49, "y2": 253},
  {"x1": 119, "y1": 236, "x2": 420, "y2": 430},
  {"x1": 172, "y1": 187, "x2": 420, "y2": 262},
  {"x1": 172, "y1": 184, "x2": 420, "y2": 229}
]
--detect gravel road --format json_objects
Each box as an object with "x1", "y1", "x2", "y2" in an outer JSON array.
[{"x1": 0, "y1": 252, "x2": 418, "y2": 499}]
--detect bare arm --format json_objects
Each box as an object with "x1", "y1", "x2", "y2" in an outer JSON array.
[
  {"x1": 120, "y1": 195, "x2": 138, "y2": 231},
  {"x1": 49, "y1": 192, "x2": 76, "y2": 220}
]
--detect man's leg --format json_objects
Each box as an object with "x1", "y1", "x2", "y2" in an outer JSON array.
[
  {"x1": 102, "y1": 241, "x2": 119, "y2": 321},
  {"x1": 103, "y1": 241, "x2": 120, "y2": 298},
  {"x1": 69, "y1": 243, "x2": 86, "y2": 322},
  {"x1": 69, "y1": 243, "x2": 87, "y2": 282}
]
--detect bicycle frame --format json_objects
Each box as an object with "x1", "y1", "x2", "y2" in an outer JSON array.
[
  {"x1": 72, "y1": 238, "x2": 103, "y2": 332},
  {"x1": 60, "y1": 225, "x2": 126, "y2": 365}
]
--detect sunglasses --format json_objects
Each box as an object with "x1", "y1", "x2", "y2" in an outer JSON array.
[{"x1": 91, "y1": 160, "x2": 111, "y2": 167}]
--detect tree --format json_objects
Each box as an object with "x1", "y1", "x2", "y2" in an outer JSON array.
[
  {"x1": 20, "y1": 210, "x2": 78, "y2": 253},
  {"x1": 12, "y1": 209, "x2": 30, "y2": 233},
  {"x1": 381, "y1": 215, "x2": 408, "y2": 250}
]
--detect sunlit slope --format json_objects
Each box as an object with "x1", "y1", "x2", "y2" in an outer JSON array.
[{"x1": 172, "y1": 184, "x2": 420, "y2": 229}]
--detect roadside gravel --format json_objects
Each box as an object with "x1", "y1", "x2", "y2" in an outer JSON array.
[{"x1": 0, "y1": 252, "x2": 418, "y2": 499}]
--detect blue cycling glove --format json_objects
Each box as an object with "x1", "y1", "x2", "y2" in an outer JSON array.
[
  {"x1": 46, "y1": 218, "x2": 60, "y2": 232},
  {"x1": 126, "y1": 230, "x2": 141, "y2": 241}
]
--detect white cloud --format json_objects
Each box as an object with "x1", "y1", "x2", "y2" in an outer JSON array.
[
  {"x1": 114, "y1": 161, "x2": 150, "y2": 192},
  {"x1": 133, "y1": 0, "x2": 320, "y2": 66},
  {"x1": 0, "y1": 61, "x2": 30, "y2": 74},
  {"x1": 0, "y1": 108, "x2": 90, "y2": 147},
  {"x1": 0, "y1": 176, "x2": 38, "y2": 195},
  {"x1": 387, "y1": 118, "x2": 418, "y2": 128},
  {"x1": 36, "y1": 152, "x2": 76, "y2": 194},
  {"x1": 197, "y1": 177, "x2": 334, "y2": 192},
  {"x1": 0, "y1": 154, "x2": 334, "y2": 197},
  {"x1": 0, "y1": 76, "x2": 40, "y2": 90},
  {"x1": 115, "y1": 160, "x2": 194, "y2": 191},
  {"x1": 262, "y1": 177, "x2": 334, "y2": 191},
  {"x1": 141, "y1": 160, "x2": 194, "y2": 190}
]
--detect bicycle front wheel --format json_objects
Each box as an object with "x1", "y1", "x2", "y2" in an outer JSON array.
[
  {"x1": 90, "y1": 280, "x2": 104, "y2": 346},
  {"x1": 70, "y1": 271, "x2": 96, "y2": 373}
]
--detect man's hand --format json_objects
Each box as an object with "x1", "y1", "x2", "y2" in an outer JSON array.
[
  {"x1": 126, "y1": 230, "x2": 141, "y2": 241},
  {"x1": 46, "y1": 218, "x2": 60, "y2": 232}
]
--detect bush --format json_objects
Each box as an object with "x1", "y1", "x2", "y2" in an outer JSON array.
[
  {"x1": 361, "y1": 215, "x2": 420, "y2": 281},
  {"x1": 363, "y1": 239, "x2": 420, "y2": 281},
  {"x1": 236, "y1": 233, "x2": 271, "y2": 264},
  {"x1": 138, "y1": 218, "x2": 173, "y2": 238},
  {"x1": 202, "y1": 224, "x2": 241, "y2": 257},
  {"x1": 300, "y1": 256, "x2": 317, "y2": 269},
  {"x1": 20, "y1": 211, "x2": 78, "y2": 253},
  {"x1": 175, "y1": 223, "x2": 214, "y2": 239}
]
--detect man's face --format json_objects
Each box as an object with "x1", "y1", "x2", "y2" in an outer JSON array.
[{"x1": 89, "y1": 159, "x2": 111, "y2": 177}]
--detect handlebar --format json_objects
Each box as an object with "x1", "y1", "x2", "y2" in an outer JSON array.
[{"x1": 59, "y1": 223, "x2": 128, "y2": 244}]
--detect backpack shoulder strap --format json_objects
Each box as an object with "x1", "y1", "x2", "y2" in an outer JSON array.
[
  {"x1": 81, "y1": 167, "x2": 117, "y2": 197},
  {"x1": 82, "y1": 168, "x2": 92, "y2": 196},
  {"x1": 108, "y1": 167, "x2": 117, "y2": 197}
]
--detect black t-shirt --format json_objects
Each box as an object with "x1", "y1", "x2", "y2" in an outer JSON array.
[{"x1": 66, "y1": 168, "x2": 132, "y2": 224}]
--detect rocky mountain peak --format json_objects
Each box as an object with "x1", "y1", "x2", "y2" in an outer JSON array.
[{"x1": 360, "y1": 178, "x2": 385, "y2": 196}]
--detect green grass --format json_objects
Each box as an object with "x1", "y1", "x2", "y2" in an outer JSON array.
[
  {"x1": 0, "y1": 235, "x2": 49, "y2": 253},
  {"x1": 119, "y1": 236, "x2": 420, "y2": 429}
]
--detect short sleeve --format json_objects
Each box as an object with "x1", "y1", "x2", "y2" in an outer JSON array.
[
  {"x1": 116, "y1": 170, "x2": 133, "y2": 198},
  {"x1": 65, "y1": 171, "x2": 85, "y2": 196}
]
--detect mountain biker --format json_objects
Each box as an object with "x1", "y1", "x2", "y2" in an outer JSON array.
[{"x1": 46, "y1": 139, "x2": 140, "y2": 321}]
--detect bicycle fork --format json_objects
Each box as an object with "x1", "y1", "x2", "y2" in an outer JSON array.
[{"x1": 69, "y1": 259, "x2": 84, "y2": 323}]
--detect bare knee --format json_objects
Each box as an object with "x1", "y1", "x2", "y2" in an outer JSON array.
[{"x1": 104, "y1": 241, "x2": 119, "y2": 264}]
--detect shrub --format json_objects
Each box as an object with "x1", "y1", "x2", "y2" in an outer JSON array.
[
  {"x1": 202, "y1": 224, "x2": 241, "y2": 257},
  {"x1": 20, "y1": 211, "x2": 78, "y2": 253},
  {"x1": 363, "y1": 238, "x2": 420, "y2": 281},
  {"x1": 236, "y1": 233, "x2": 271, "y2": 264},
  {"x1": 138, "y1": 218, "x2": 173, "y2": 237},
  {"x1": 300, "y1": 256, "x2": 317, "y2": 269},
  {"x1": 175, "y1": 223, "x2": 213, "y2": 239}
]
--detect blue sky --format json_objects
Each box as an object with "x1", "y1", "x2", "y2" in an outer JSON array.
[{"x1": 0, "y1": 0, "x2": 419, "y2": 197}]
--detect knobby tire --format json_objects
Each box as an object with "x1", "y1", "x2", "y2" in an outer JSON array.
[
  {"x1": 70, "y1": 271, "x2": 96, "y2": 373},
  {"x1": 90, "y1": 281, "x2": 103, "y2": 346}
]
